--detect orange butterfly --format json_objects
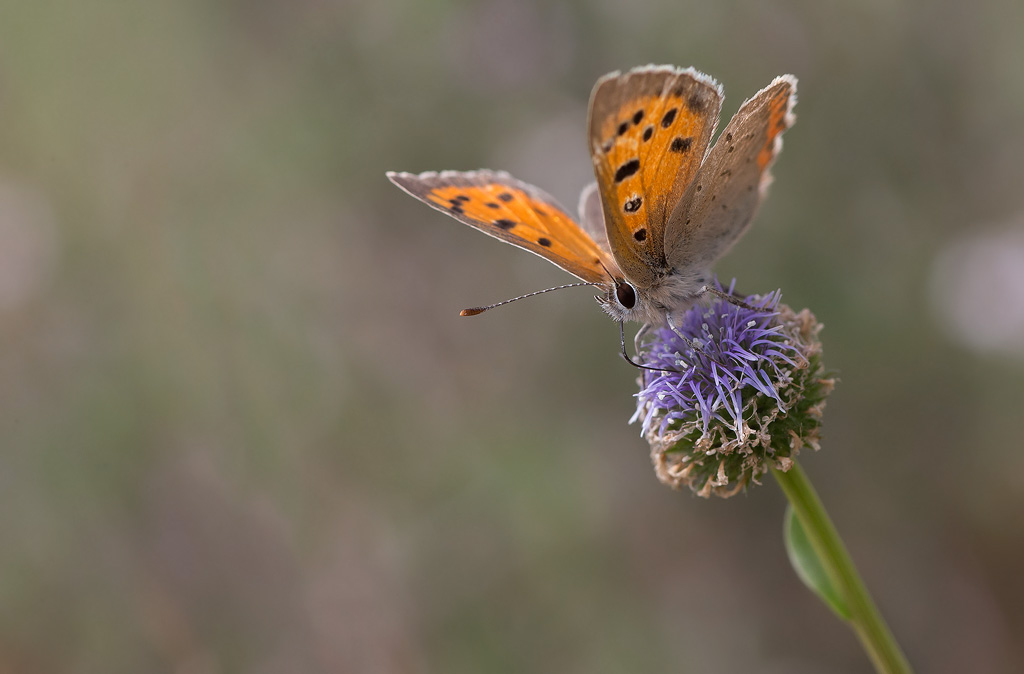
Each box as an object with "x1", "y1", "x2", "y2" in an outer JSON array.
[{"x1": 388, "y1": 66, "x2": 796, "y2": 351}]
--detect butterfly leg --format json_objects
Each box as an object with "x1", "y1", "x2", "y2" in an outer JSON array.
[
  {"x1": 666, "y1": 312, "x2": 732, "y2": 371},
  {"x1": 698, "y1": 285, "x2": 756, "y2": 311},
  {"x1": 633, "y1": 322, "x2": 651, "y2": 358},
  {"x1": 665, "y1": 314, "x2": 698, "y2": 351}
]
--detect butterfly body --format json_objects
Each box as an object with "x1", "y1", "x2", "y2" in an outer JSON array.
[{"x1": 388, "y1": 65, "x2": 796, "y2": 334}]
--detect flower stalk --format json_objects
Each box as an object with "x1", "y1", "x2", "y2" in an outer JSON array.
[
  {"x1": 773, "y1": 462, "x2": 913, "y2": 674},
  {"x1": 634, "y1": 282, "x2": 912, "y2": 672}
]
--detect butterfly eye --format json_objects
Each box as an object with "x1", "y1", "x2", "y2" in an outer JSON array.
[{"x1": 616, "y1": 283, "x2": 637, "y2": 309}]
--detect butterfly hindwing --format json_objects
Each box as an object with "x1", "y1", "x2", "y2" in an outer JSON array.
[
  {"x1": 588, "y1": 66, "x2": 724, "y2": 287},
  {"x1": 576, "y1": 182, "x2": 611, "y2": 256},
  {"x1": 387, "y1": 170, "x2": 613, "y2": 285},
  {"x1": 664, "y1": 76, "x2": 797, "y2": 271}
]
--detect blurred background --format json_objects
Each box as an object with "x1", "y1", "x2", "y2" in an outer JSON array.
[{"x1": 1, "y1": 0, "x2": 1023, "y2": 672}]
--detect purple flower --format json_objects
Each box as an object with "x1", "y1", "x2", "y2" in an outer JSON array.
[{"x1": 633, "y1": 281, "x2": 833, "y2": 497}]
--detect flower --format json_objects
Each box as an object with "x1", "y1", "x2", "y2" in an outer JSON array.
[{"x1": 633, "y1": 280, "x2": 834, "y2": 498}]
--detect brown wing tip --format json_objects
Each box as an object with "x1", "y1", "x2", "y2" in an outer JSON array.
[
  {"x1": 595, "y1": 65, "x2": 724, "y2": 97},
  {"x1": 385, "y1": 170, "x2": 418, "y2": 193}
]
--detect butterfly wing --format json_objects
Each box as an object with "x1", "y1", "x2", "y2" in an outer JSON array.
[
  {"x1": 587, "y1": 66, "x2": 724, "y2": 288},
  {"x1": 387, "y1": 170, "x2": 615, "y2": 285},
  {"x1": 664, "y1": 76, "x2": 797, "y2": 271},
  {"x1": 576, "y1": 182, "x2": 610, "y2": 255}
]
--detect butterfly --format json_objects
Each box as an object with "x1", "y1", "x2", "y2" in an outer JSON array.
[{"x1": 387, "y1": 66, "x2": 796, "y2": 359}]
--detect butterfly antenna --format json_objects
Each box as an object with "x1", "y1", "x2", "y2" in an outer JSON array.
[
  {"x1": 460, "y1": 282, "x2": 601, "y2": 316},
  {"x1": 594, "y1": 258, "x2": 620, "y2": 285}
]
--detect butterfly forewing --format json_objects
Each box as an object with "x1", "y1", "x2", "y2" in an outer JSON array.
[
  {"x1": 588, "y1": 66, "x2": 724, "y2": 287},
  {"x1": 664, "y1": 76, "x2": 797, "y2": 271},
  {"x1": 387, "y1": 170, "x2": 613, "y2": 285}
]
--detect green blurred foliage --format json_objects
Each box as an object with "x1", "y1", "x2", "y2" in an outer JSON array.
[{"x1": 1, "y1": 0, "x2": 1023, "y2": 672}]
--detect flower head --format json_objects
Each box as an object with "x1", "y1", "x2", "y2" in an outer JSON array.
[{"x1": 633, "y1": 280, "x2": 833, "y2": 498}]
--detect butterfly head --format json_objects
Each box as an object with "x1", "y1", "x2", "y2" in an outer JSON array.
[
  {"x1": 596, "y1": 266, "x2": 711, "y2": 325},
  {"x1": 596, "y1": 278, "x2": 663, "y2": 324},
  {"x1": 594, "y1": 278, "x2": 634, "y2": 320}
]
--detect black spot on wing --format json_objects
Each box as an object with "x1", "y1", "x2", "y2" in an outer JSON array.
[
  {"x1": 494, "y1": 219, "x2": 516, "y2": 230},
  {"x1": 497, "y1": 192, "x2": 514, "y2": 202},
  {"x1": 642, "y1": 126, "x2": 653, "y2": 141},
  {"x1": 617, "y1": 121, "x2": 629, "y2": 136},
  {"x1": 614, "y1": 159, "x2": 640, "y2": 183},
  {"x1": 633, "y1": 228, "x2": 647, "y2": 241},
  {"x1": 661, "y1": 108, "x2": 678, "y2": 128},
  {"x1": 632, "y1": 109, "x2": 644, "y2": 124},
  {"x1": 686, "y1": 93, "x2": 704, "y2": 113},
  {"x1": 670, "y1": 136, "x2": 693, "y2": 153},
  {"x1": 623, "y1": 196, "x2": 642, "y2": 213},
  {"x1": 538, "y1": 237, "x2": 552, "y2": 247},
  {"x1": 486, "y1": 202, "x2": 500, "y2": 209}
]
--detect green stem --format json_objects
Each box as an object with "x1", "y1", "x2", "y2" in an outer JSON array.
[{"x1": 771, "y1": 461, "x2": 913, "y2": 674}]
